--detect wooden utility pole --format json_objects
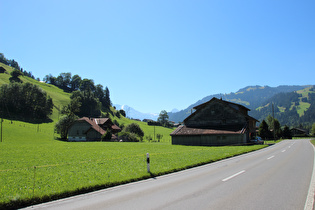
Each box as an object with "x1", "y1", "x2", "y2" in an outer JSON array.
[{"x1": 272, "y1": 103, "x2": 276, "y2": 141}]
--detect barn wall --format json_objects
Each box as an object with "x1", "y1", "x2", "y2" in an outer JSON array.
[
  {"x1": 68, "y1": 121, "x2": 91, "y2": 141},
  {"x1": 86, "y1": 130, "x2": 102, "y2": 141},
  {"x1": 172, "y1": 134, "x2": 246, "y2": 146}
]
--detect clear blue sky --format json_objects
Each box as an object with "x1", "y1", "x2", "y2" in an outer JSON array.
[{"x1": 1, "y1": 0, "x2": 314, "y2": 114}]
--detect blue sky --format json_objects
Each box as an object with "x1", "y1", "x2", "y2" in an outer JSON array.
[{"x1": 1, "y1": 0, "x2": 314, "y2": 114}]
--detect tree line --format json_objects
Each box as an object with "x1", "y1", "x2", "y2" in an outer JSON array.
[
  {"x1": 0, "y1": 53, "x2": 37, "y2": 80},
  {"x1": 44, "y1": 72, "x2": 111, "y2": 116}
]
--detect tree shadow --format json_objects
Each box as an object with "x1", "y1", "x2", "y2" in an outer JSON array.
[{"x1": 0, "y1": 114, "x2": 53, "y2": 124}]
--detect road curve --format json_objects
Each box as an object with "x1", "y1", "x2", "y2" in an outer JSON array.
[{"x1": 25, "y1": 139, "x2": 315, "y2": 210}]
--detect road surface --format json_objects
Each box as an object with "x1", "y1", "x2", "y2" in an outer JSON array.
[{"x1": 25, "y1": 139, "x2": 315, "y2": 210}]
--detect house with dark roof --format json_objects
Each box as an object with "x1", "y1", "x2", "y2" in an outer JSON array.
[
  {"x1": 170, "y1": 97, "x2": 258, "y2": 146},
  {"x1": 67, "y1": 117, "x2": 121, "y2": 141}
]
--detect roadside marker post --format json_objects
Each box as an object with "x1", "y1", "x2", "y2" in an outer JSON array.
[{"x1": 146, "y1": 153, "x2": 150, "y2": 173}]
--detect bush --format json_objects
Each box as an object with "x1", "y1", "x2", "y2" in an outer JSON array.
[
  {"x1": 119, "y1": 109, "x2": 126, "y2": 117},
  {"x1": 156, "y1": 133, "x2": 163, "y2": 142},
  {"x1": 101, "y1": 129, "x2": 112, "y2": 141},
  {"x1": 124, "y1": 123, "x2": 144, "y2": 138},
  {"x1": 118, "y1": 132, "x2": 139, "y2": 142},
  {"x1": 145, "y1": 135, "x2": 152, "y2": 142}
]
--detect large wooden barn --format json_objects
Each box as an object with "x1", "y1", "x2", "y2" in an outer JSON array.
[{"x1": 170, "y1": 97, "x2": 258, "y2": 146}]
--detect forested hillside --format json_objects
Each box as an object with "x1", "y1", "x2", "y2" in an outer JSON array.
[
  {"x1": 251, "y1": 86, "x2": 315, "y2": 129},
  {"x1": 0, "y1": 60, "x2": 173, "y2": 142},
  {"x1": 168, "y1": 85, "x2": 309, "y2": 123}
]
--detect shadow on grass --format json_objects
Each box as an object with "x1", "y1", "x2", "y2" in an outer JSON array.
[{"x1": 0, "y1": 115, "x2": 53, "y2": 124}]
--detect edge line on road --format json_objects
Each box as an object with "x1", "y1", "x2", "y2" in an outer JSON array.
[{"x1": 304, "y1": 141, "x2": 315, "y2": 210}]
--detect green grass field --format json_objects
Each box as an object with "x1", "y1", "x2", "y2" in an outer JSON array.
[
  {"x1": 0, "y1": 63, "x2": 268, "y2": 208},
  {"x1": 0, "y1": 118, "x2": 268, "y2": 208}
]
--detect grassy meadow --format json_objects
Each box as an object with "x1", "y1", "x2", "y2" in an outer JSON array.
[{"x1": 0, "y1": 119, "x2": 267, "y2": 208}]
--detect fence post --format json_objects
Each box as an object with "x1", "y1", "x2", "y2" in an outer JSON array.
[{"x1": 33, "y1": 166, "x2": 36, "y2": 197}]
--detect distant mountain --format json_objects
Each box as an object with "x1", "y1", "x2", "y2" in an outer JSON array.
[
  {"x1": 170, "y1": 108, "x2": 179, "y2": 113},
  {"x1": 168, "y1": 85, "x2": 311, "y2": 123},
  {"x1": 114, "y1": 104, "x2": 158, "y2": 121},
  {"x1": 251, "y1": 85, "x2": 315, "y2": 127}
]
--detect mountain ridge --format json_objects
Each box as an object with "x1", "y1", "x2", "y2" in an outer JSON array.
[{"x1": 168, "y1": 85, "x2": 312, "y2": 123}]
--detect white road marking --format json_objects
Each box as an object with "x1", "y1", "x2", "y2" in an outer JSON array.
[
  {"x1": 282, "y1": 150, "x2": 286, "y2": 152},
  {"x1": 222, "y1": 170, "x2": 245, "y2": 182},
  {"x1": 267, "y1": 155, "x2": 275, "y2": 160},
  {"x1": 304, "y1": 141, "x2": 315, "y2": 210}
]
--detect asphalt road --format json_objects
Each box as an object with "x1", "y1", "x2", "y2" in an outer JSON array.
[{"x1": 25, "y1": 139, "x2": 315, "y2": 210}]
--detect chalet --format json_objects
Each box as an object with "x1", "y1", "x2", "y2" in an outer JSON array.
[
  {"x1": 290, "y1": 128, "x2": 309, "y2": 137},
  {"x1": 68, "y1": 117, "x2": 121, "y2": 141},
  {"x1": 170, "y1": 97, "x2": 258, "y2": 146}
]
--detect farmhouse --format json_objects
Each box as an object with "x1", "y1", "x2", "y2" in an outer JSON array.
[
  {"x1": 170, "y1": 97, "x2": 258, "y2": 146},
  {"x1": 68, "y1": 117, "x2": 121, "y2": 141}
]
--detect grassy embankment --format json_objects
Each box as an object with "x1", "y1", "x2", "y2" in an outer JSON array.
[{"x1": 0, "y1": 63, "x2": 268, "y2": 208}]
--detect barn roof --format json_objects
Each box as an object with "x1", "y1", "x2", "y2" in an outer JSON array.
[
  {"x1": 184, "y1": 97, "x2": 257, "y2": 124},
  {"x1": 170, "y1": 125, "x2": 247, "y2": 136},
  {"x1": 90, "y1": 117, "x2": 110, "y2": 125},
  {"x1": 77, "y1": 117, "x2": 106, "y2": 135},
  {"x1": 193, "y1": 97, "x2": 250, "y2": 111}
]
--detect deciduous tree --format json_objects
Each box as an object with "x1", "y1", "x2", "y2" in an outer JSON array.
[
  {"x1": 259, "y1": 120, "x2": 271, "y2": 140},
  {"x1": 158, "y1": 110, "x2": 169, "y2": 127}
]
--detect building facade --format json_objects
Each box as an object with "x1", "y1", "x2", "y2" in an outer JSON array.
[
  {"x1": 171, "y1": 97, "x2": 258, "y2": 146},
  {"x1": 68, "y1": 117, "x2": 121, "y2": 141}
]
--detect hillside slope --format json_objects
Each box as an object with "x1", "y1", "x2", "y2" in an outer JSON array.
[
  {"x1": 251, "y1": 85, "x2": 315, "y2": 127},
  {"x1": 168, "y1": 85, "x2": 309, "y2": 123},
  {"x1": 0, "y1": 63, "x2": 71, "y2": 121},
  {"x1": 0, "y1": 63, "x2": 174, "y2": 141}
]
